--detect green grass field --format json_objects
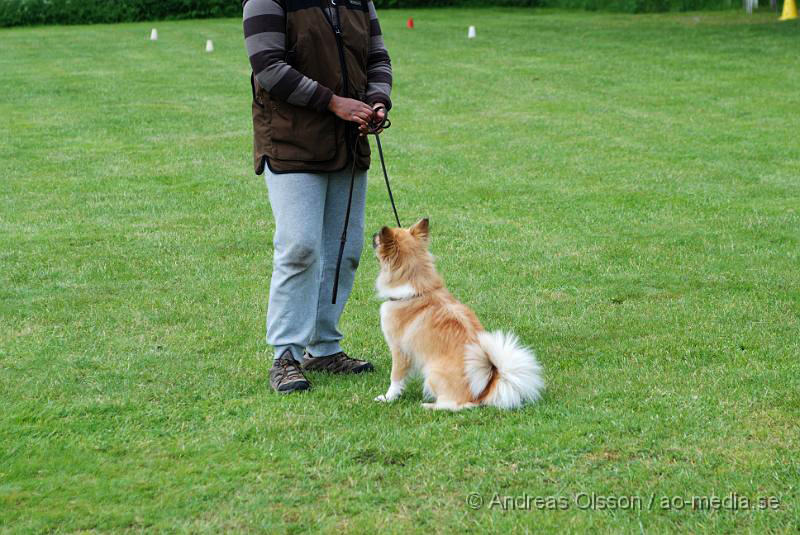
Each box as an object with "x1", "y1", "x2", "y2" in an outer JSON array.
[{"x1": 1, "y1": 8, "x2": 799, "y2": 534}]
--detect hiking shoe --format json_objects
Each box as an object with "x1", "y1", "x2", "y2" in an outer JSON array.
[
  {"x1": 301, "y1": 351, "x2": 374, "y2": 374},
  {"x1": 269, "y1": 350, "x2": 310, "y2": 393}
]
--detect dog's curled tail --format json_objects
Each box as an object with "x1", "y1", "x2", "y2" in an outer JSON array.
[{"x1": 465, "y1": 331, "x2": 544, "y2": 409}]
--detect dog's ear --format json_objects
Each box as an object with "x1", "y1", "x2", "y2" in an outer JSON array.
[
  {"x1": 409, "y1": 218, "x2": 430, "y2": 241},
  {"x1": 379, "y1": 226, "x2": 393, "y2": 244},
  {"x1": 378, "y1": 226, "x2": 397, "y2": 257}
]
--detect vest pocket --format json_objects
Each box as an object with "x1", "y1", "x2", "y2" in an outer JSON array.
[{"x1": 270, "y1": 99, "x2": 337, "y2": 162}]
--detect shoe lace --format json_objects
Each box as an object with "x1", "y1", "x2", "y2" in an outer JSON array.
[{"x1": 276, "y1": 358, "x2": 298, "y2": 379}]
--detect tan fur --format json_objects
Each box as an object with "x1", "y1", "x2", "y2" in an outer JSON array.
[{"x1": 372, "y1": 219, "x2": 538, "y2": 411}]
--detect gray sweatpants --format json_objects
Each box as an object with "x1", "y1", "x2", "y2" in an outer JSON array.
[{"x1": 264, "y1": 167, "x2": 367, "y2": 362}]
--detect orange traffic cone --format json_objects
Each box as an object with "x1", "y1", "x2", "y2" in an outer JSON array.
[
  {"x1": 407, "y1": 17, "x2": 414, "y2": 29},
  {"x1": 779, "y1": 0, "x2": 797, "y2": 19}
]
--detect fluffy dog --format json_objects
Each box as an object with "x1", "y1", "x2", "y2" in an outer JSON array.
[{"x1": 372, "y1": 218, "x2": 544, "y2": 410}]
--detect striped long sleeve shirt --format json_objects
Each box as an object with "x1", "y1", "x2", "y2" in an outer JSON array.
[{"x1": 243, "y1": 0, "x2": 393, "y2": 113}]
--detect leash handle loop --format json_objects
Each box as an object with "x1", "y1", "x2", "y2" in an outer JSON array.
[{"x1": 366, "y1": 104, "x2": 391, "y2": 134}]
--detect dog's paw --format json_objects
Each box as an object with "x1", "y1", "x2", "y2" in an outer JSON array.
[
  {"x1": 421, "y1": 402, "x2": 437, "y2": 410},
  {"x1": 374, "y1": 394, "x2": 389, "y2": 402}
]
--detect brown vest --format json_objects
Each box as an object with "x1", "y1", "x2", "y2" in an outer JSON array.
[{"x1": 249, "y1": 0, "x2": 371, "y2": 174}]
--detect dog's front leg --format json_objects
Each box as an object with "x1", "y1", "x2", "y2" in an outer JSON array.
[{"x1": 375, "y1": 347, "x2": 411, "y2": 403}]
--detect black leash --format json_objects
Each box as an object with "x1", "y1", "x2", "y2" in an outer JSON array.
[
  {"x1": 375, "y1": 132, "x2": 401, "y2": 228},
  {"x1": 332, "y1": 109, "x2": 399, "y2": 304}
]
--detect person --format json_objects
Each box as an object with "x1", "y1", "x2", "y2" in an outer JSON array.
[{"x1": 242, "y1": 0, "x2": 393, "y2": 392}]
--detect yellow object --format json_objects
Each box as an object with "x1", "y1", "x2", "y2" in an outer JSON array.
[{"x1": 780, "y1": 0, "x2": 797, "y2": 20}]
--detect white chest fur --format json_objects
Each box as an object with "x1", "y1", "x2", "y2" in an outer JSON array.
[
  {"x1": 379, "y1": 300, "x2": 427, "y2": 359},
  {"x1": 379, "y1": 300, "x2": 396, "y2": 343}
]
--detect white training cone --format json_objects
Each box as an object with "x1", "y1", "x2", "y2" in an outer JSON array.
[
  {"x1": 150, "y1": 28, "x2": 158, "y2": 41},
  {"x1": 205, "y1": 39, "x2": 214, "y2": 53},
  {"x1": 467, "y1": 25, "x2": 476, "y2": 39}
]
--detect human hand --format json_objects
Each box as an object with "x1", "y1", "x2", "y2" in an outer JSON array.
[
  {"x1": 328, "y1": 95, "x2": 373, "y2": 127},
  {"x1": 359, "y1": 103, "x2": 387, "y2": 136}
]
